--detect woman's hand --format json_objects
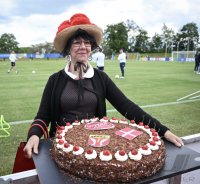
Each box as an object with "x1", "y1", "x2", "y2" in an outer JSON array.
[
  {"x1": 23, "y1": 135, "x2": 39, "y2": 158},
  {"x1": 164, "y1": 130, "x2": 184, "y2": 147}
]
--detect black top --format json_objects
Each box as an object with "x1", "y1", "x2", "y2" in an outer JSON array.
[
  {"x1": 60, "y1": 76, "x2": 97, "y2": 123},
  {"x1": 28, "y1": 68, "x2": 169, "y2": 139}
]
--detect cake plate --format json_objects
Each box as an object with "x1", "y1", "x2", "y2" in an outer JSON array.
[{"x1": 33, "y1": 139, "x2": 200, "y2": 184}]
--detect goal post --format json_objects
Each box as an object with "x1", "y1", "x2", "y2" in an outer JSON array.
[{"x1": 172, "y1": 51, "x2": 196, "y2": 62}]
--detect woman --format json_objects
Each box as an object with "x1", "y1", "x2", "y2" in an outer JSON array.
[{"x1": 24, "y1": 13, "x2": 183, "y2": 158}]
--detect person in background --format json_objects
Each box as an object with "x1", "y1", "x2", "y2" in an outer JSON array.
[
  {"x1": 194, "y1": 51, "x2": 199, "y2": 72},
  {"x1": 111, "y1": 52, "x2": 115, "y2": 61},
  {"x1": 23, "y1": 13, "x2": 184, "y2": 158},
  {"x1": 8, "y1": 51, "x2": 18, "y2": 74},
  {"x1": 117, "y1": 48, "x2": 126, "y2": 78},
  {"x1": 95, "y1": 48, "x2": 105, "y2": 71},
  {"x1": 194, "y1": 51, "x2": 200, "y2": 74}
]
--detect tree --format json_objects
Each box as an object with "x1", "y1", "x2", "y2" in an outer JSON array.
[
  {"x1": 161, "y1": 24, "x2": 175, "y2": 54},
  {"x1": 0, "y1": 33, "x2": 19, "y2": 53},
  {"x1": 125, "y1": 19, "x2": 140, "y2": 52},
  {"x1": 104, "y1": 22, "x2": 128, "y2": 55},
  {"x1": 134, "y1": 29, "x2": 149, "y2": 53},
  {"x1": 178, "y1": 22, "x2": 199, "y2": 51},
  {"x1": 149, "y1": 33, "x2": 163, "y2": 53}
]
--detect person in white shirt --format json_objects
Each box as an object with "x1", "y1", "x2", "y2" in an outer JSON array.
[
  {"x1": 8, "y1": 51, "x2": 18, "y2": 73},
  {"x1": 117, "y1": 48, "x2": 126, "y2": 78},
  {"x1": 95, "y1": 48, "x2": 105, "y2": 71}
]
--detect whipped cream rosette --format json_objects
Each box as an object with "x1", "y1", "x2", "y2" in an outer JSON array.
[
  {"x1": 147, "y1": 141, "x2": 159, "y2": 150},
  {"x1": 128, "y1": 150, "x2": 142, "y2": 161},
  {"x1": 55, "y1": 134, "x2": 65, "y2": 142},
  {"x1": 100, "y1": 116, "x2": 109, "y2": 123},
  {"x1": 72, "y1": 145, "x2": 84, "y2": 155},
  {"x1": 65, "y1": 122, "x2": 73, "y2": 130},
  {"x1": 115, "y1": 150, "x2": 128, "y2": 161},
  {"x1": 110, "y1": 117, "x2": 118, "y2": 123},
  {"x1": 72, "y1": 120, "x2": 81, "y2": 126},
  {"x1": 56, "y1": 139, "x2": 65, "y2": 149},
  {"x1": 119, "y1": 117, "x2": 128, "y2": 124},
  {"x1": 100, "y1": 150, "x2": 112, "y2": 161},
  {"x1": 85, "y1": 149, "x2": 97, "y2": 160},
  {"x1": 63, "y1": 143, "x2": 73, "y2": 152},
  {"x1": 139, "y1": 145, "x2": 152, "y2": 155},
  {"x1": 149, "y1": 136, "x2": 162, "y2": 145}
]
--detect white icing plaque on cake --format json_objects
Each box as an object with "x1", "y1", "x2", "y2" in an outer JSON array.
[
  {"x1": 115, "y1": 128, "x2": 143, "y2": 140},
  {"x1": 88, "y1": 135, "x2": 110, "y2": 147},
  {"x1": 84, "y1": 122, "x2": 115, "y2": 130}
]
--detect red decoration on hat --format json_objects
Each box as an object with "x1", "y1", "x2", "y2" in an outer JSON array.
[
  {"x1": 57, "y1": 20, "x2": 70, "y2": 34},
  {"x1": 70, "y1": 13, "x2": 91, "y2": 25},
  {"x1": 57, "y1": 13, "x2": 93, "y2": 35}
]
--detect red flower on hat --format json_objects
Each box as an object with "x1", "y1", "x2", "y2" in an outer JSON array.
[
  {"x1": 56, "y1": 13, "x2": 93, "y2": 35},
  {"x1": 57, "y1": 20, "x2": 70, "y2": 34},
  {"x1": 70, "y1": 13, "x2": 91, "y2": 25}
]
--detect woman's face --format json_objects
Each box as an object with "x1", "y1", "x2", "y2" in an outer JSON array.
[{"x1": 70, "y1": 37, "x2": 91, "y2": 64}]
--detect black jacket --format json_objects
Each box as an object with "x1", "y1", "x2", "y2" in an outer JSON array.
[{"x1": 28, "y1": 68, "x2": 169, "y2": 138}]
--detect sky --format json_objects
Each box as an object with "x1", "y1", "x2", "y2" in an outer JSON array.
[{"x1": 0, "y1": 0, "x2": 199, "y2": 47}]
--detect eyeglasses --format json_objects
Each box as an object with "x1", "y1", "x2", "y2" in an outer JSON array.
[{"x1": 72, "y1": 40, "x2": 91, "y2": 48}]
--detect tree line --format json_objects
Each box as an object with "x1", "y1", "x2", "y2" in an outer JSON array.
[{"x1": 0, "y1": 21, "x2": 199, "y2": 56}]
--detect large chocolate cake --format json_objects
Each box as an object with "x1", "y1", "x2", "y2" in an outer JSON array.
[{"x1": 51, "y1": 117, "x2": 166, "y2": 183}]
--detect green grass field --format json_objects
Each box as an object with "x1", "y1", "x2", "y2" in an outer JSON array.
[{"x1": 0, "y1": 58, "x2": 200, "y2": 176}]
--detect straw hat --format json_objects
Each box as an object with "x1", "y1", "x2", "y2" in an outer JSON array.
[{"x1": 54, "y1": 13, "x2": 103, "y2": 53}]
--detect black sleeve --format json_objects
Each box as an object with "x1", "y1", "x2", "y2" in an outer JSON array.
[
  {"x1": 102, "y1": 73, "x2": 169, "y2": 137},
  {"x1": 27, "y1": 75, "x2": 55, "y2": 139}
]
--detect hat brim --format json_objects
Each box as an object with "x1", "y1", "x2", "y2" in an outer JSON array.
[{"x1": 54, "y1": 24, "x2": 103, "y2": 53}]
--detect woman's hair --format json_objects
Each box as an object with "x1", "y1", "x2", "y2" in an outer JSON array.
[{"x1": 61, "y1": 29, "x2": 99, "y2": 57}]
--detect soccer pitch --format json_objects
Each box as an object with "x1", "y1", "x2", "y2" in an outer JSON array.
[{"x1": 0, "y1": 58, "x2": 200, "y2": 175}]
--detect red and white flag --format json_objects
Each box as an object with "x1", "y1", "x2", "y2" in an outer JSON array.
[{"x1": 115, "y1": 128, "x2": 142, "y2": 140}]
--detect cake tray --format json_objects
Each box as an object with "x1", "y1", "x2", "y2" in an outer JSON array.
[{"x1": 33, "y1": 139, "x2": 200, "y2": 184}]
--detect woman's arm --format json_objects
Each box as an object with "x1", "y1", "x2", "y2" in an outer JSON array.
[
  {"x1": 102, "y1": 73, "x2": 184, "y2": 147},
  {"x1": 24, "y1": 74, "x2": 56, "y2": 158}
]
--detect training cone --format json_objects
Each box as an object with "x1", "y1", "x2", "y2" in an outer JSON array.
[{"x1": 0, "y1": 115, "x2": 10, "y2": 137}]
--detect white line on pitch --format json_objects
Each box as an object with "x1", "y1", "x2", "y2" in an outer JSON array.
[
  {"x1": 176, "y1": 90, "x2": 200, "y2": 101},
  {"x1": 9, "y1": 98, "x2": 200, "y2": 125},
  {"x1": 190, "y1": 95, "x2": 200, "y2": 99},
  {"x1": 107, "y1": 98, "x2": 200, "y2": 112}
]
